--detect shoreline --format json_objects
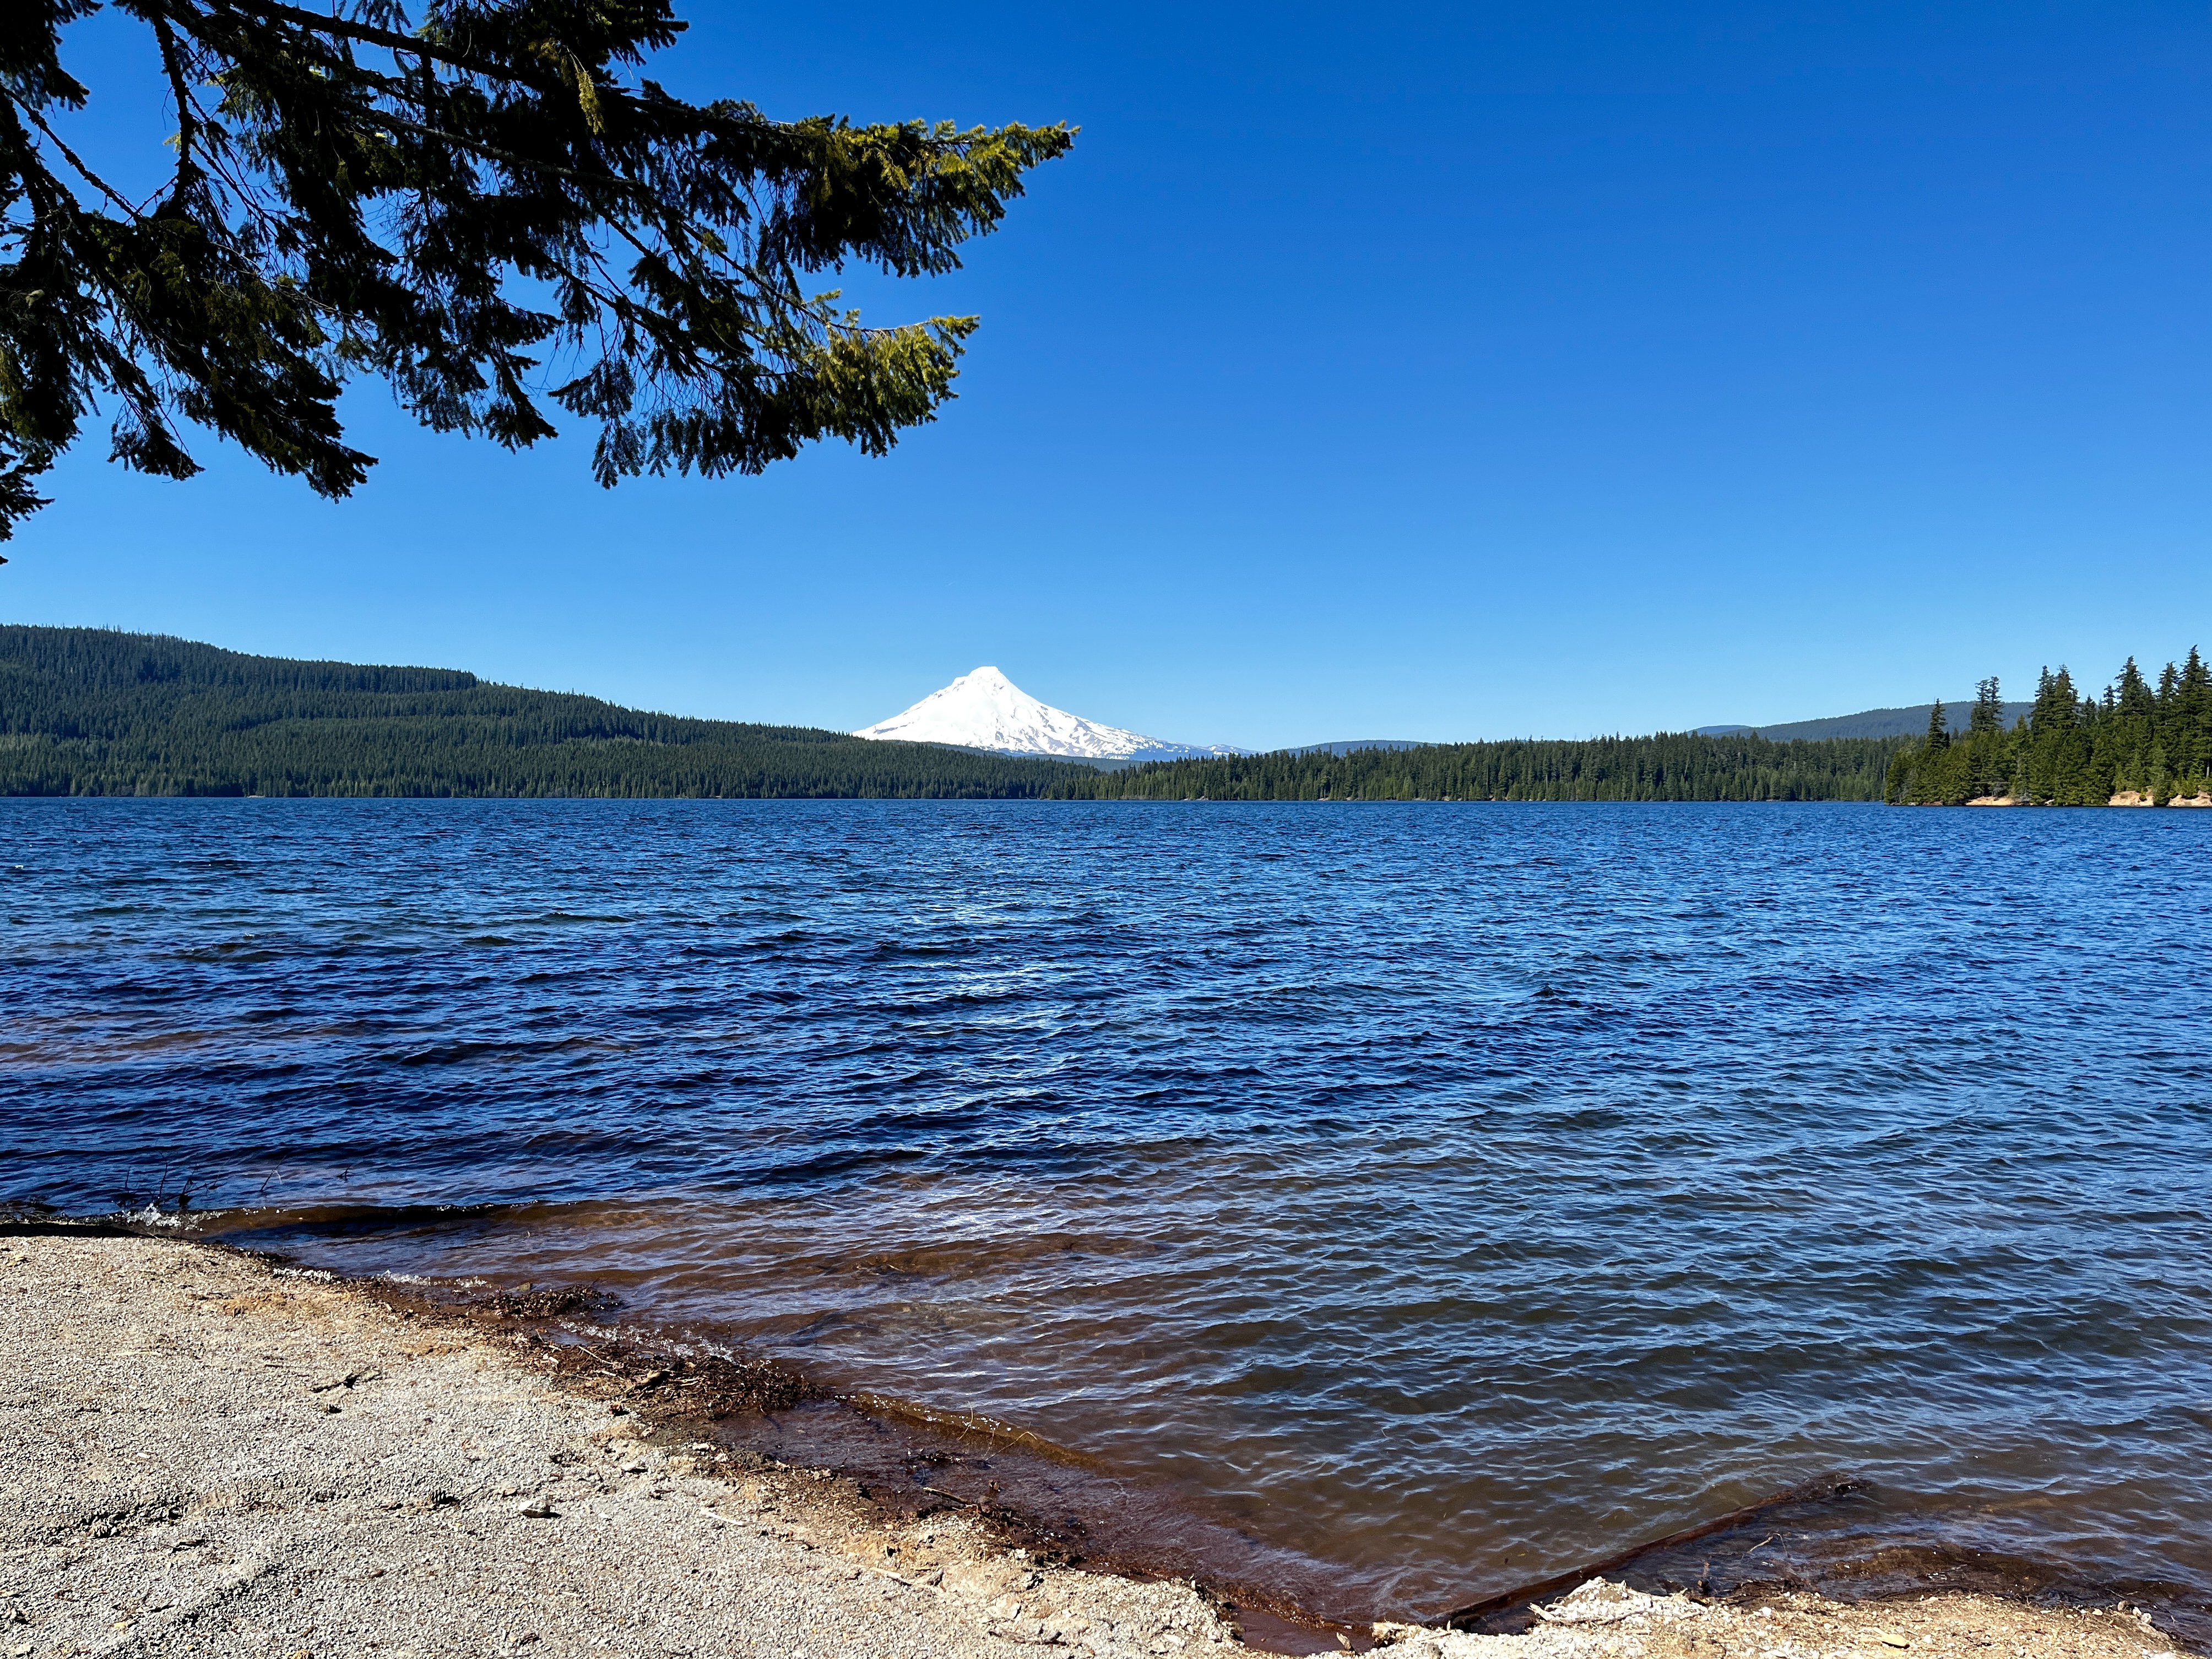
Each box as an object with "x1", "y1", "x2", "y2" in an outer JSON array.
[
  {"x1": 0, "y1": 1231, "x2": 2200, "y2": 1659},
  {"x1": 1955, "y1": 792, "x2": 2212, "y2": 807}
]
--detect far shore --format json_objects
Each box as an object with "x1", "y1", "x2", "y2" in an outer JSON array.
[
  {"x1": 1955, "y1": 791, "x2": 2212, "y2": 806},
  {"x1": 0, "y1": 1230, "x2": 2199, "y2": 1659}
]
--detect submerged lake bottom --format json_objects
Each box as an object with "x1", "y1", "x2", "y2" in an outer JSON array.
[{"x1": 5, "y1": 800, "x2": 2210, "y2": 1639}]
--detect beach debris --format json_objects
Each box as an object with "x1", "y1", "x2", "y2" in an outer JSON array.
[
  {"x1": 1528, "y1": 1579, "x2": 1700, "y2": 1626},
  {"x1": 516, "y1": 1495, "x2": 559, "y2": 1519},
  {"x1": 489, "y1": 1284, "x2": 603, "y2": 1318},
  {"x1": 1871, "y1": 1635, "x2": 1912, "y2": 1650}
]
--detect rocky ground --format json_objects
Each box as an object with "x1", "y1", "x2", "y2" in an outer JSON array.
[
  {"x1": 1374, "y1": 1578, "x2": 2187, "y2": 1659},
  {"x1": 0, "y1": 1235, "x2": 2193, "y2": 1659},
  {"x1": 0, "y1": 1235, "x2": 1240, "y2": 1658}
]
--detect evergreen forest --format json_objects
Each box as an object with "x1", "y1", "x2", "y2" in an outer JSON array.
[
  {"x1": 0, "y1": 627, "x2": 1094, "y2": 798},
  {"x1": 1056, "y1": 731, "x2": 1903, "y2": 803},
  {"x1": 25, "y1": 624, "x2": 2187, "y2": 809},
  {"x1": 1883, "y1": 650, "x2": 2212, "y2": 806}
]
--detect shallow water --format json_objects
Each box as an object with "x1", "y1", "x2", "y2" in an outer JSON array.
[{"x1": 5, "y1": 800, "x2": 2211, "y2": 1626}]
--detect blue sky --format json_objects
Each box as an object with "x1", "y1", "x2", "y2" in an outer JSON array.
[{"x1": 13, "y1": 2, "x2": 2212, "y2": 747}]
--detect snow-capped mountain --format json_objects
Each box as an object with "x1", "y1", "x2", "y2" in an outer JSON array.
[{"x1": 853, "y1": 666, "x2": 1243, "y2": 763}]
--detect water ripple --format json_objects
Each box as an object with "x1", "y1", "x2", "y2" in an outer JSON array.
[{"x1": 3, "y1": 798, "x2": 2211, "y2": 1622}]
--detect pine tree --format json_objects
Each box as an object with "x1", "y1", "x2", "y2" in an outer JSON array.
[
  {"x1": 1971, "y1": 676, "x2": 2004, "y2": 736},
  {"x1": 2178, "y1": 648, "x2": 2212, "y2": 788},
  {"x1": 2118, "y1": 657, "x2": 2154, "y2": 714},
  {"x1": 2025, "y1": 666, "x2": 2091, "y2": 803},
  {"x1": 2102, "y1": 657, "x2": 2157, "y2": 796},
  {"x1": 0, "y1": 1, "x2": 1074, "y2": 544}
]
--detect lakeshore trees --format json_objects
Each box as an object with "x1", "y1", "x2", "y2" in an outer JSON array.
[
  {"x1": 1884, "y1": 649, "x2": 2212, "y2": 804},
  {"x1": 3, "y1": 625, "x2": 1909, "y2": 801},
  {"x1": 0, "y1": 1, "x2": 1072, "y2": 545},
  {"x1": 1061, "y1": 733, "x2": 1903, "y2": 803}
]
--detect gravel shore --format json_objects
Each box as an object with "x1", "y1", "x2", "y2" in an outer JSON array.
[{"x1": 0, "y1": 1234, "x2": 2192, "y2": 1659}]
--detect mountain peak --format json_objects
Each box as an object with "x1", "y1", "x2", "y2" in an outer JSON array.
[{"x1": 854, "y1": 667, "x2": 1240, "y2": 762}]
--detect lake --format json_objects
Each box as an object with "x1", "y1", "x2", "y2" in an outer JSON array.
[{"x1": 5, "y1": 799, "x2": 2209, "y2": 1631}]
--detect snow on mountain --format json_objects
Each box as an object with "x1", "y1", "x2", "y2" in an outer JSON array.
[{"x1": 853, "y1": 666, "x2": 1243, "y2": 762}]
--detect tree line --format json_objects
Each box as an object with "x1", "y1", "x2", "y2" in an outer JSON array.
[
  {"x1": 1884, "y1": 649, "x2": 2212, "y2": 806},
  {"x1": 1045, "y1": 731, "x2": 1902, "y2": 803},
  {"x1": 11, "y1": 625, "x2": 2045, "y2": 806},
  {"x1": 0, "y1": 626, "x2": 1092, "y2": 799}
]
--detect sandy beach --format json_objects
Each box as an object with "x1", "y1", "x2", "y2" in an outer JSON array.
[{"x1": 0, "y1": 1232, "x2": 2192, "y2": 1659}]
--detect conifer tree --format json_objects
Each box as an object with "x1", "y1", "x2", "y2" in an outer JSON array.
[
  {"x1": 2117, "y1": 657, "x2": 2152, "y2": 713},
  {"x1": 1882, "y1": 650, "x2": 2212, "y2": 807},
  {"x1": 2024, "y1": 666, "x2": 2093, "y2": 803},
  {"x1": 2106, "y1": 657, "x2": 2156, "y2": 795},
  {"x1": 1953, "y1": 675, "x2": 2005, "y2": 799},
  {"x1": 0, "y1": 1, "x2": 1074, "y2": 546},
  {"x1": 2177, "y1": 649, "x2": 2210, "y2": 777},
  {"x1": 1971, "y1": 676, "x2": 2004, "y2": 736}
]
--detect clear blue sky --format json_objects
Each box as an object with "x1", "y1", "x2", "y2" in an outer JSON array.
[{"x1": 13, "y1": 2, "x2": 2212, "y2": 747}]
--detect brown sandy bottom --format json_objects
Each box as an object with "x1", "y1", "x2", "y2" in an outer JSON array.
[{"x1": 0, "y1": 1231, "x2": 2192, "y2": 1659}]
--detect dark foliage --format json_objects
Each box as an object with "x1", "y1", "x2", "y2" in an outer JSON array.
[
  {"x1": 0, "y1": 624, "x2": 1096, "y2": 796},
  {"x1": 1884, "y1": 650, "x2": 2212, "y2": 805},
  {"x1": 0, "y1": 1, "x2": 1072, "y2": 541},
  {"x1": 1047, "y1": 731, "x2": 1905, "y2": 803}
]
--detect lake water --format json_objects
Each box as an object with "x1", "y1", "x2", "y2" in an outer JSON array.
[{"x1": 6, "y1": 800, "x2": 2211, "y2": 1635}]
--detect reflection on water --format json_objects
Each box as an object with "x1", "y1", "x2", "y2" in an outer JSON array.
[{"x1": 4, "y1": 799, "x2": 2211, "y2": 1629}]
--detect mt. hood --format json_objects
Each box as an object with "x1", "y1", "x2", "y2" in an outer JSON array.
[{"x1": 853, "y1": 667, "x2": 1243, "y2": 762}]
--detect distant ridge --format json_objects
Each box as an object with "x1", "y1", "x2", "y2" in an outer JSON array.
[
  {"x1": 0, "y1": 626, "x2": 1098, "y2": 798},
  {"x1": 1284, "y1": 739, "x2": 1427, "y2": 757},
  {"x1": 0, "y1": 625, "x2": 1930, "y2": 803},
  {"x1": 1699, "y1": 701, "x2": 2036, "y2": 742}
]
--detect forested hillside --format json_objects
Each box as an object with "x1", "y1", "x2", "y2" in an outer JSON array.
[
  {"x1": 1055, "y1": 731, "x2": 1903, "y2": 802},
  {"x1": 0, "y1": 627, "x2": 1093, "y2": 798},
  {"x1": 1884, "y1": 652, "x2": 2212, "y2": 805},
  {"x1": 2, "y1": 626, "x2": 1994, "y2": 805}
]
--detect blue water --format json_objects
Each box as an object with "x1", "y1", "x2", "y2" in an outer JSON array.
[{"x1": 5, "y1": 799, "x2": 2211, "y2": 1625}]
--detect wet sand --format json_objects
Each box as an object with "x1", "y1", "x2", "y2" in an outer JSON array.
[{"x1": 0, "y1": 1232, "x2": 2194, "y2": 1659}]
